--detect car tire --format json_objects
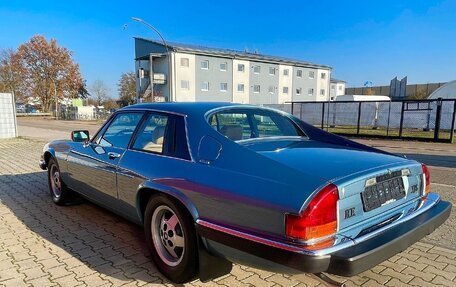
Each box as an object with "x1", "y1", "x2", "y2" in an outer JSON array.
[
  {"x1": 47, "y1": 157, "x2": 72, "y2": 205},
  {"x1": 144, "y1": 195, "x2": 198, "y2": 283}
]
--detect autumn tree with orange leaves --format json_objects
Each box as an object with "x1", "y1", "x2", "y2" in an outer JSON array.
[
  {"x1": 5, "y1": 35, "x2": 85, "y2": 112},
  {"x1": 0, "y1": 48, "x2": 24, "y2": 99}
]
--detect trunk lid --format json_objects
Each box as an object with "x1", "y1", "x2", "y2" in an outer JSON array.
[
  {"x1": 242, "y1": 138, "x2": 410, "y2": 182},
  {"x1": 242, "y1": 138, "x2": 424, "y2": 237}
]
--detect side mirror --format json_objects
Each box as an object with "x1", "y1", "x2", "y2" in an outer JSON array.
[{"x1": 71, "y1": 130, "x2": 90, "y2": 143}]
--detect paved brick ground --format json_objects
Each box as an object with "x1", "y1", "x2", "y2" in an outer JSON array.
[{"x1": 0, "y1": 137, "x2": 455, "y2": 286}]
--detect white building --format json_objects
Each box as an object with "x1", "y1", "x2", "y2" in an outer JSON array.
[
  {"x1": 134, "y1": 38, "x2": 333, "y2": 104},
  {"x1": 330, "y1": 78, "x2": 346, "y2": 101}
]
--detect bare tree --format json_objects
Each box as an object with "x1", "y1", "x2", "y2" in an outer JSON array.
[
  {"x1": 118, "y1": 72, "x2": 136, "y2": 107},
  {"x1": 90, "y1": 79, "x2": 110, "y2": 106},
  {"x1": 15, "y1": 35, "x2": 83, "y2": 112}
]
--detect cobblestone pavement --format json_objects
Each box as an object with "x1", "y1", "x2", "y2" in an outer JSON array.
[{"x1": 0, "y1": 138, "x2": 455, "y2": 287}]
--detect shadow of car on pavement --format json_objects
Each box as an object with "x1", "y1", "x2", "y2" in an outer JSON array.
[{"x1": 0, "y1": 171, "x2": 185, "y2": 286}]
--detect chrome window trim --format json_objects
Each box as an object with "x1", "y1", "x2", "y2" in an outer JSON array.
[
  {"x1": 118, "y1": 108, "x2": 195, "y2": 163},
  {"x1": 94, "y1": 111, "x2": 146, "y2": 148},
  {"x1": 197, "y1": 193, "x2": 440, "y2": 256}
]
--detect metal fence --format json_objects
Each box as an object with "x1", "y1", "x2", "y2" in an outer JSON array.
[
  {"x1": 58, "y1": 106, "x2": 111, "y2": 121},
  {"x1": 269, "y1": 99, "x2": 456, "y2": 143}
]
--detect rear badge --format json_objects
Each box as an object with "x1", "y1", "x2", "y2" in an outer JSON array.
[{"x1": 344, "y1": 207, "x2": 356, "y2": 219}]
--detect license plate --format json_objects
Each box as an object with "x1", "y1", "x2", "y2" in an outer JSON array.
[{"x1": 361, "y1": 175, "x2": 406, "y2": 212}]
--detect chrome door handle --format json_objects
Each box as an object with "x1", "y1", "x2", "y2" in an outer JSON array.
[{"x1": 108, "y1": 152, "x2": 121, "y2": 159}]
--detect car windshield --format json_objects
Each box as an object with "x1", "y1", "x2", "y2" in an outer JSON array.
[{"x1": 208, "y1": 108, "x2": 306, "y2": 142}]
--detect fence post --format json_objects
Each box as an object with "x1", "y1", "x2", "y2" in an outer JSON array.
[
  {"x1": 321, "y1": 103, "x2": 325, "y2": 129},
  {"x1": 434, "y1": 98, "x2": 443, "y2": 141},
  {"x1": 356, "y1": 102, "x2": 362, "y2": 135},
  {"x1": 450, "y1": 100, "x2": 456, "y2": 143},
  {"x1": 399, "y1": 102, "x2": 405, "y2": 137},
  {"x1": 386, "y1": 101, "x2": 392, "y2": 136}
]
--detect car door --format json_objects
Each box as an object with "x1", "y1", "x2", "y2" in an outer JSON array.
[
  {"x1": 66, "y1": 111, "x2": 145, "y2": 203},
  {"x1": 115, "y1": 112, "x2": 193, "y2": 220}
]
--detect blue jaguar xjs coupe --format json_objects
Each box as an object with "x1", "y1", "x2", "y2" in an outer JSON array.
[{"x1": 39, "y1": 102, "x2": 451, "y2": 285}]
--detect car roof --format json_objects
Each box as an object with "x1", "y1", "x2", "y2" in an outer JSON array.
[{"x1": 121, "y1": 102, "x2": 265, "y2": 117}]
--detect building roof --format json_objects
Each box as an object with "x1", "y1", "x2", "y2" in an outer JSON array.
[
  {"x1": 330, "y1": 78, "x2": 346, "y2": 83},
  {"x1": 428, "y1": 80, "x2": 456, "y2": 99},
  {"x1": 135, "y1": 37, "x2": 331, "y2": 69}
]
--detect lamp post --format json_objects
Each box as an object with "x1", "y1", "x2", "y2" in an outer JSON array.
[{"x1": 131, "y1": 17, "x2": 171, "y2": 102}]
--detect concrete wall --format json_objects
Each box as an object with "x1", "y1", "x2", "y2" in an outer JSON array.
[
  {"x1": 292, "y1": 67, "x2": 319, "y2": 101},
  {"x1": 346, "y1": 82, "x2": 446, "y2": 99},
  {"x1": 174, "y1": 52, "x2": 196, "y2": 102},
  {"x1": 249, "y1": 61, "x2": 279, "y2": 105},
  {"x1": 330, "y1": 82, "x2": 346, "y2": 100},
  {"x1": 316, "y1": 69, "x2": 330, "y2": 101},
  {"x1": 195, "y1": 55, "x2": 233, "y2": 102},
  {"x1": 278, "y1": 64, "x2": 293, "y2": 104},
  {"x1": 0, "y1": 93, "x2": 17, "y2": 138},
  {"x1": 232, "y1": 59, "x2": 250, "y2": 104}
]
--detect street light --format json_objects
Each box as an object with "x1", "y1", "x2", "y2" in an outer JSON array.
[{"x1": 131, "y1": 17, "x2": 171, "y2": 103}]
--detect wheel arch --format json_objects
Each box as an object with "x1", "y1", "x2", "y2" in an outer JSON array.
[
  {"x1": 44, "y1": 150, "x2": 54, "y2": 164},
  {"x1": 136, "y1": 181, "x2": 199, "y2": 225}
]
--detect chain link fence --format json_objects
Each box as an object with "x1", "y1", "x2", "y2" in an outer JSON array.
[{"x1": 267, "y1": 99, "x2": 456, "y2": 143}]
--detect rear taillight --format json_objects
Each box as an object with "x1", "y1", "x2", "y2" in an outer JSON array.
[
  {"x1": 285, "y1": 183, "x2": 339, "y2": 242},
  {"x1": 422, "y1": 163, "x2": 430, "y2": 196}
]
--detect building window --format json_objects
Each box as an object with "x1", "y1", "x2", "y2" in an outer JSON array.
[
  {"x1": 238, "y1": 64, "x2": 245, "y2": 72},
  {"x1": 253, "y1": 85, "x2": 260, "y2": 93},
  {"x1": 283, "y1": 87, "x2": 289, "y2": 94},
  {"x1": 253, "y1": 65, "x2": 261, "y2": 74},
  {"x1": 321, "y1": 72, "x2": 327, "y2": 79},
  {"x1": 283, "y1": 69, "x2": 289, "y2": 76},
  {"x1": 338, "y1": 85, "x2": 343, "y2": 90},
  {"x1": 268, "y1": 86, "x2": 275, "y2": 94},
  {"x1": 308, "y1": 88, "x2": 314, "y2": 95},
  {"x1": 320, "y1": 89, "x2": 325, "y2": 96},
  {"x1": 331, "y1": 84, "x2": 336, "y2": 90},
  {"x1": 309, "y1": 71, "x2": 315, "y2": 79},
  {"x1": 180, "y1": 58, "x2": 189, "y2": 67},
  {"x1": 269, "y1": 67, "x2": 276, "y2": 75},
  {"x1": 201, "y1": 81, "x2": 209, "y2": 91},
  {"x1": 296, "y1": 88, "x2": 302, "y2": 95},
  {"x1": 237, "y1": 84, "x2": 245, "y2": 92},
  {"x1": 220, "y1": 62, "x2": 227, "y2": 71},
  {"x1": 220, "y1": 82, "x2": 228, "y2": 92},
  {"x1": 297, "y1": 70, "x2": 302, "y2": 78},
  {"x1": 201, "y1": 60, "x2": 209, "y2": 70},
  {"x1": 181, "y1": 80, "x2": 190, "y2": 90}
]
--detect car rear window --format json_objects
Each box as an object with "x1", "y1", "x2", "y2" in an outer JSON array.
[{"x1": 208, "y1": 109, "x2": 304, "y2": 141}]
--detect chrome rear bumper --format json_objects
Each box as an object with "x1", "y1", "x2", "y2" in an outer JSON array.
[{"x1": 196, "y1": 192, "x2": 451, "y2": 276}]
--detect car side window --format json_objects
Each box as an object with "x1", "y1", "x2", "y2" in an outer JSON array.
[
  {"x1": 98, "y1": 113, "x2": 143, "y2": 148},
  {"x1": 132, "y1": 113, "x2": 169, "y2": 154}
]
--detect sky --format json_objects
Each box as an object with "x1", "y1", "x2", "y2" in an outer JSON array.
[{"x1": 1, "y1": 0, "x2": 455, "y2": 98}]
